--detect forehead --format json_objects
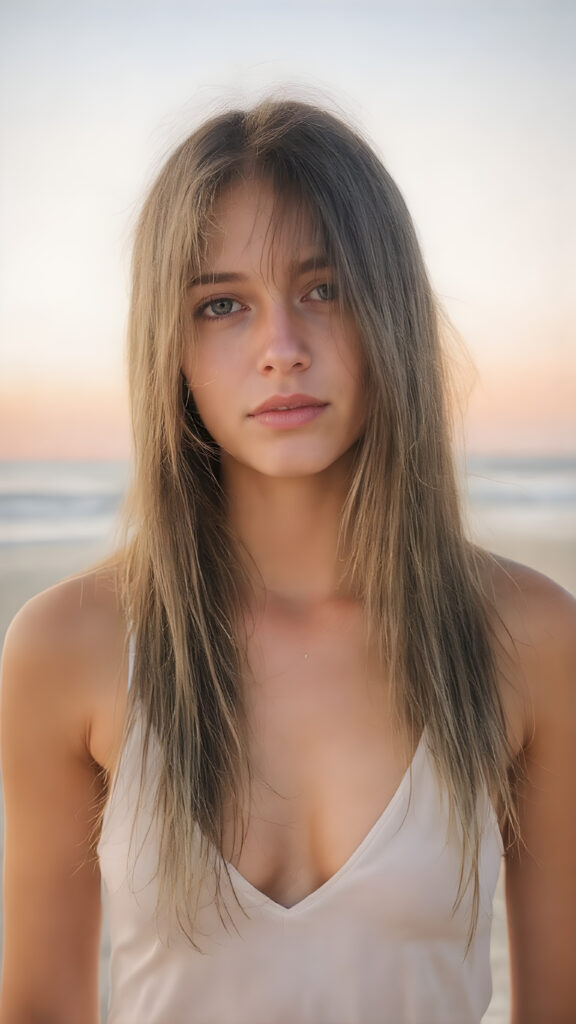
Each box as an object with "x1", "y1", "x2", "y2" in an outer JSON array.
[{"x1": 202, "y1": 179, "x2": 325, "y2": 274}]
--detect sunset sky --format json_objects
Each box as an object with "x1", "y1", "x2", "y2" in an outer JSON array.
[{"x1": 1, "y1": 0, "x2": 574, "y2": 458}]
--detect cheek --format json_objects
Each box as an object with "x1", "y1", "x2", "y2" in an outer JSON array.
[
  {"x1": 182, "y1": 347, "x2": 212, "y2": 430},
  {"x1": 350, "y1": 383, "x2": 367, "y2": 442},
  {"x1": 340, "y1": 335, "x2": 367, "y2": 438},
  {"x1": 182, "y1": 344, "x2": 220, "y2": 411},
  {"x1": 349, "y1": 329, "x2": 366, "y2": 381},
  {"x1": 183, "y1": 349, "x2": 238, "y2": 444},
  {"x1": 332, "y1": 315, "x2": 365, "y2": 378},
  {"x1": 181, "y1": 341, "x2": 203, "y2": 390},
  {"x1": 336, "y1": 331, "x2": 366, "y2": 402},
  {"x1": 183, "y1": 337, "x2": 240, "y2": 390},
  {"x1": 187, "y1": 384, "x2": 228, "y2": 449}
]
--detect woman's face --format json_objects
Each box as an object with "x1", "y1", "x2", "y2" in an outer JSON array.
[{"x1": 182, "y1": 180, "x2": 366, "y2": 482}]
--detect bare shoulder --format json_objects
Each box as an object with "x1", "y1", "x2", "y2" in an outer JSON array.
[
  {"x1": 0, "y1": 564, "x2": 128, "y2": 1020},
  {"x1": 485, "y1": 554, "x2": 576, "y2": 748},
  {"x1": 1, "y1": 561, "x2": 129, "y2": 769},
  {"x1": 488, "y1": 555, "x2": 576, "y2": 646},
  {"x1": 485, "y1": 563, "x2": 576, "y2": 1018}
]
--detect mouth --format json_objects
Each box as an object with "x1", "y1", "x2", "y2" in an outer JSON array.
[
  {"x1": 248, "y1": 394, "x2": 329, "y2": 430},
  {"x1": 249, "y1": 394, "x2": 328, "y2": 416}
]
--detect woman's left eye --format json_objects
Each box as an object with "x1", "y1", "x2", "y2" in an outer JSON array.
[
  {"x1": 197, "y1": 297, "x2": 243, "y2": 319},
  {"x1": 306, "y1": 282, "x2": 336, "y2": 302}
]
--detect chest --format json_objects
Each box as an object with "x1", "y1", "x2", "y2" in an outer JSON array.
[{"x1": 220, "y1": 602, "x2": 414, "y2": 909}]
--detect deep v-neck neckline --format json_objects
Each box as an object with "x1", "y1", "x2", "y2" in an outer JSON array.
[{"x1": 221, "y1": 730, "x2": 427, "y2": 917}]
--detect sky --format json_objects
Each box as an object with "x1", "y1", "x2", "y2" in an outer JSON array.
[{"x1": 0, "y1": 0, "x2": 574, "y2": 458}]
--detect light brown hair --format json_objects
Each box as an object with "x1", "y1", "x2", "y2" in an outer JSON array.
[{"x1": 117, "y1": 98, "x2": 516, "y2": 946}]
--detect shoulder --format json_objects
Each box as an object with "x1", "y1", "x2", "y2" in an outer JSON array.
[
  {"x1": 0, "y1": 565, "x2": 128, "y2": 1018},
  {"x1": 485, "y1": 561, "x2": 576, "y2": 1015},
  {"x1": 1, "y1": 562, "x2": 129, "y2": 769},
  {"x1": 488, "y1": 555, "x2": 576, "y2": 646},
  {"x1": 484, "y1": 555, "x2": 576, "y2": 752}
]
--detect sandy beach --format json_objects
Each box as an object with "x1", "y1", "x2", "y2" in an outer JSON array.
[{"x1": 1, "y1": 522, "x2": 574, "y2": 1021}]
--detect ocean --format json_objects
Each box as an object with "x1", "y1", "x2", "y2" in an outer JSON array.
[
  {"x1": 464, "y1": 454, "x2": 576, "y2": 541},
  {"x1": 0, "y1": 460, "x2": 131, "y2": 546},
  {"x1": 0, "y1": 456, "x2": 574, "y2": 547}
]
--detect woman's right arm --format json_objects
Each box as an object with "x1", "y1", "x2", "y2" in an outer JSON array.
[{"x1": 0, "y1": 585, "x2": 109, "y2": 1024}]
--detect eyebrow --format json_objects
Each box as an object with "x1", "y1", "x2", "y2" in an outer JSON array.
[
  {"x1": 190, "y1": 271, "x2": 245, "y2": 287},
  {"x1": 189, "y1": 255, "x2": 331, "y2": 288}
]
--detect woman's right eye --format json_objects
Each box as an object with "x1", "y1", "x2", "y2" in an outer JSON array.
[{"x1": 196, "y1": 297, "x2": 243, "y2": 319}]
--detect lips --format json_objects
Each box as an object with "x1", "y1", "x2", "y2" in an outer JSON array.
[
  {"x1": 249, "y1": 394, "x2": 327, "y2": 416},
  {"x1": 248, "y1": 395, "x2": 329, "y2": 430}
]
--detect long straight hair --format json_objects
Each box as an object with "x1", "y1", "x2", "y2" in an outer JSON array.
[{"x1": 118, "y1": 98, "x2": 517, "y2": 945}]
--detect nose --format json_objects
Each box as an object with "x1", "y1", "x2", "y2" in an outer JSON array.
[{"x1": 255, "y1": 302, "x2": 311, "y2": 376}]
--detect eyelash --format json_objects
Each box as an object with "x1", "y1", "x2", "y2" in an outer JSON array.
[
  {"x1": 194, "y1": 297, "x2": 244, "y2": 320},
  {"x1": 194, "y1": 282, "x2": 337, "y2": 321}
]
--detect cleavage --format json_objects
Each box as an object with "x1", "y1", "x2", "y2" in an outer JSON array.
[{"x1": 219, "y1": 608, "x2": 410, "y2": 909}]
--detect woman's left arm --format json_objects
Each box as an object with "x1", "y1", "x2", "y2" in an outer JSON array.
[{"x1": 504, "y1": 572, "x2": 576, "y2": 1024}]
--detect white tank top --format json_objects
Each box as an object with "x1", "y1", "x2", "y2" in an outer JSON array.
[{"x1": 98, "y1": 668, "x2": 503, "y2": 1024}]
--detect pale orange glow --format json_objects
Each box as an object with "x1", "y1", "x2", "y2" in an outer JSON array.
[
  {"x1": 466, "y1": 372, "x2": 576, "y2": 454},
  {"x1": 0, "y1": 381, "x2": 131, "y2": 460},
  {"x1": 462, "y1": 338, "x2": 575, "y2": 453}
]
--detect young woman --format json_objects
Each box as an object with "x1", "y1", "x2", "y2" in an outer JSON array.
[{"x1": 1, "y1": 100, "x2": 574, "y2": 1024}]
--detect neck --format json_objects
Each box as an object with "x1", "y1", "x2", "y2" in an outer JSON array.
[{"x1": 222, "y1": 456, "x2": 354, "y2": 609}]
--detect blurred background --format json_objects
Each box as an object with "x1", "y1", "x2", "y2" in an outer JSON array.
[{"x1": 1, "y1": 2, "x2": 574, "y2": 1020}]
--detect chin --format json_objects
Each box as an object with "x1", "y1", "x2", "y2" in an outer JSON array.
[
  {"x1": 220, "y1": 441, "x2": 358, "y2": 482},
  {"x1": 257, "y1": 450, "x2": 353, "y2": 479}
]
